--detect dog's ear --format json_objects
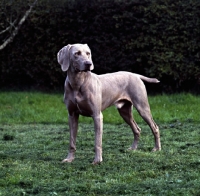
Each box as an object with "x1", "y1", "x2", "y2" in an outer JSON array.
[
  {"x1": 84, "y1": 44, "x2": 94, "y2": 70},
  {"x1": 57, "y1": 44, "x2": 72, "y2": 71}
]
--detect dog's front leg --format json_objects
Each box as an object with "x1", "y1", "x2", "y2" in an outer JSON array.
[
  {"x1": 62, "y1": 113, "x2": 79, "y2": 163},
  {"x1": 92, "y1": 112, "x2": 103, "y2": 164}
]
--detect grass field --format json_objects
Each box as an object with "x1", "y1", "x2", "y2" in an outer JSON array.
[
  {"x1": 0, "y1": 92, "x2": 199, "y2": 124},
  {"x1": 0, "y1": 92, "x2": 200, "y2": 195}
]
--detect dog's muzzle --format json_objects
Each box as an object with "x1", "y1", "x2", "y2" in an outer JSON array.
[
  {"x1": 84, "y1": 61, "x2": 92, "y2": 71},
  {"x1": 74, "y1": 60, "x2": 93, "y2": 72}
]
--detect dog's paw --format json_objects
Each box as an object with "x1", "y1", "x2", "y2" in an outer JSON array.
[
  {"x1": 127, "y1": 147, "x2": 137, "y2": 151},
  {"x1": 92, "y1": 160, "x2": 102, "y2": 165},
  {"x1": 152, "y1": 147, "x2": 161, "y2": 152},
  {"x1": 92, "y1": 158, "x2": 103, "y2": 165},
  {"x1": 61, "y1": 158, "x2": 74, "y2": 163}
]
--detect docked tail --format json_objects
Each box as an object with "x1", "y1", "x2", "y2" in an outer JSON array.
[{"x1": 139, "y1": 75, "x2": 160, "y2": 83}]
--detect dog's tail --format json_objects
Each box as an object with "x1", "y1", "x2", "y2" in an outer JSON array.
[{"x1": 138, "y1": 75, "x2": 160, "y2": 83}]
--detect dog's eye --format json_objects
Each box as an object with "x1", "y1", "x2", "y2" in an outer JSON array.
[
  {"x1": 86, "y1": 52, "x2": 90, "y2": 56},
  {"x1": 75, "y1": 51, "x2": 81, "y2": 56}
]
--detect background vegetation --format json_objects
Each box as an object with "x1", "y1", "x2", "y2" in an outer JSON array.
[
  {"x1": 0, "y1": 92, "x2": 200, "y2": 195},
  {"x1": 0, "y1": 0, "x2": 200, "y2": 93}
]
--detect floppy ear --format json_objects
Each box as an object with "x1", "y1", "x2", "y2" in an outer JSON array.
[
  {"x1": 57, "y1": 44, "x2": 71, "y2": 71},
  {"x1": 84, "y1": 44, "x2": 94, "y2": 70}
]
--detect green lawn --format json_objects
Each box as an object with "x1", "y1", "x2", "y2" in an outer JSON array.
[
  {"x1": 0, "y1": 92, "x2": 200, "y2": 195},
  {"x1": 0, "y1": 92, "x2": 199, "y2": 124}
]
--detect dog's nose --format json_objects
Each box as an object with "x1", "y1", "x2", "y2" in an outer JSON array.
[
  {"x1": 84, "y1": 61, "x2": 92, "y2": 67},
  {"x1": 84, "y1": 61, "x2": 92, "y2": 70}
]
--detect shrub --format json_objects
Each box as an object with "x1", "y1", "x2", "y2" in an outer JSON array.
[{"x1": 0, "y1": 0, "x2": 199, "y2": 93}]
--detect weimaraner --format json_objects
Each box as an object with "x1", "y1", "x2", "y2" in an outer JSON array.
[{"x1": 57, "y1": 43, "x2": 161, "y2": 164}]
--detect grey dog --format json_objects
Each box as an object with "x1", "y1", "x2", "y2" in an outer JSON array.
[{"x1": 57, "y1": 43, "x2": 161, "y2": 164}]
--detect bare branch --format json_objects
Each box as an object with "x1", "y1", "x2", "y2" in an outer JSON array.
[
  {"x1": 0, "y1": 0, "x2": 38, "y2": 50},
  {"x1": 0, "y1": 19, "x2": 17, "y2": 35},
  {"x1": 0, "y1": 26, "x2": 11, "y2": 35}
]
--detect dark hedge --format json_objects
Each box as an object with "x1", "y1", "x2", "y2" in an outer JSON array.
[{"x1": 0, "y1": 0, "x2": 200, "y2": 93}]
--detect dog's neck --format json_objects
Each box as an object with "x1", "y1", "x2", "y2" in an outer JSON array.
[{"x1": 67, "y1": 67, "x2": 91, "y2": 91}]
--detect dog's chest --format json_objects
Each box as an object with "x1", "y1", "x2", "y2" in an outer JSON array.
[{"x1": 73, "y1": 91, "x2": 93, "y2": 116}]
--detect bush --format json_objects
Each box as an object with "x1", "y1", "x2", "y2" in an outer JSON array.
[{"x1": 0, "y1": 0, "x2": 199, "y2": 93}]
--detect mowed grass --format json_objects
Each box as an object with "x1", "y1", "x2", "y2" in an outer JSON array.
[
  {"x1": 0, "y1": 92, "x2": 200, "y2": 124},
  {"x1": 0, "y1": 92, "x2": 200, "y2": 195}
]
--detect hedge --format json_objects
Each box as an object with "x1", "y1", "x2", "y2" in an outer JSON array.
[{"x1": 0, "y1": 0, "x2": 199, "y2": 93}]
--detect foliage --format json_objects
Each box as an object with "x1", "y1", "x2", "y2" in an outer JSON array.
[{"x1": 0, "y1": 0, "x2": 200, "y2": 92}]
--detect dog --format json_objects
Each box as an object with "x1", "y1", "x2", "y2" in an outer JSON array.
[{"x1": 57, "y1": 43, "x2": 161, "y2": 164}]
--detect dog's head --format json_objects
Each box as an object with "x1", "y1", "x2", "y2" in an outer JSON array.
[{"x1": 57, "y1": 44, "x2": 94, "y2": 72}]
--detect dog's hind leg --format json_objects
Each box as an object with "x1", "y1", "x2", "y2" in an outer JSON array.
[
  {"x1": 116, "y1": 101, "x2": 141, "y2": 150},
  {"x1": 136, "y1": 104, "x2": 161, "y2": 151}
]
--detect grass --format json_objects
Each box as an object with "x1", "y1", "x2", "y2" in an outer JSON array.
[
  {"x1": 0, "y1": 92, "x2": 200, "y2": 195},
  {"x1": 0, "y1": 92, "x2": 200, "y2": 124}
]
